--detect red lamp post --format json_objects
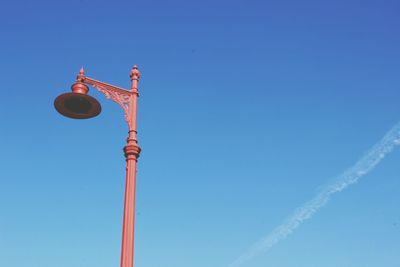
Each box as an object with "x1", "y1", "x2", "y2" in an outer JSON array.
[{"x1": 54, "y1": 66, "x2": 142, "y2": 267}]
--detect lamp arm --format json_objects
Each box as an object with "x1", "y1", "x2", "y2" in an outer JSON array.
[
  {"x1": 78, "y1": 75, "x2": 134, "y2": 130},
  {"x1": 82, "y1": 76, "x2": 133, "y2": 96}
]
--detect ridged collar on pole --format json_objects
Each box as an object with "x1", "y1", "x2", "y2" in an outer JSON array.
[{"x1": 130, "y1": 65, "x2": 140, "y2": 94}]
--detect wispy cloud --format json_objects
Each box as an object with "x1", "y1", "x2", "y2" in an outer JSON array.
[{"x1": 229, "y1": 122, "x2": 400, "y2": 267}]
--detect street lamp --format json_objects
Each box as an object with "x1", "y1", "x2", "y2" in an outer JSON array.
[{"x1": 54, "y1": 66, "x2": 142, "y2": 267}]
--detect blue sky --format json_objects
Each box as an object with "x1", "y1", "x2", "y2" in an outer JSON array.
[{"x1": 0, "y1": 0, "x2": 399, "y2": 266}]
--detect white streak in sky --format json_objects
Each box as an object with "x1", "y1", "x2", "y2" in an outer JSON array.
[{"x1": 229, "y1": 122, "x2": 400, "y2": 267}]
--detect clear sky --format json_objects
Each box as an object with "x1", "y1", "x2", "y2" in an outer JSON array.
[{"x1": 0, "y1": 0, "x2": 399, "y2": 266}]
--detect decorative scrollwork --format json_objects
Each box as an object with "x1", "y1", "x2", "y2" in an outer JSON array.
[
  {"x1": 91, "y1": 83, "x2": 133, "y2": 129},
  {"x1": 76, "y1": 68, "x2": 137, "y2": 131}
]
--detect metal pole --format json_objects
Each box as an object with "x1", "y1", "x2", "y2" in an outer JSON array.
[{"x1": 121, "y1": 66, "x2": 141, "y2": 267}]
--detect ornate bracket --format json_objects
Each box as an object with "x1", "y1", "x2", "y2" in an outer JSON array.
[
  {"x1": 76, "y1": 68, "x2": 134, "y2": 130},
  {"x1": 90, "y1": 80, "x2": 133, "y2": 128}
]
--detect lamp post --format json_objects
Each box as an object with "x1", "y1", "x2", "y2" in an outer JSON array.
[{"x1": 54, "y1": 66, "x2": 142, "y2": 267}]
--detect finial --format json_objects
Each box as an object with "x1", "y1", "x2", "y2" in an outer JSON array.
[
  {"x1": 76, "y1": 66, "x2": 86, "y2": 82},
  {"x1": 130, "y1": 65, "x2": 140, "y2": 80}
]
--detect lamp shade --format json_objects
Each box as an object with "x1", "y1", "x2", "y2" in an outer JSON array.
[{"x1": 54, "y1": 92, "x2": 101, "y2": 119}]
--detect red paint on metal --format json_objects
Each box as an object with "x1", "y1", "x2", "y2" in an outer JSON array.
[
  {"x1": 120, "y1": 66, "x2": 141, "y2": 267},
  {"x1": 54, "y1": 66, "x2": 142, "y2": 267}
]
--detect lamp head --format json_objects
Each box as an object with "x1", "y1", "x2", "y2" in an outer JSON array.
[{"x1": 54, "y1": 82, "x2": 101, "y2": 119}]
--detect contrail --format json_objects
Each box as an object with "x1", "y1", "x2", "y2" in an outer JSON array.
[{"x1": 229, "y1": 122, "x2": 400, "y2": 267}]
